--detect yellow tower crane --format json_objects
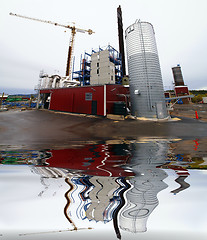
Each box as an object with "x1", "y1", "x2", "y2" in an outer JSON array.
[{"x1": 9, "y1": 12, "x2": 95, "y2": 80}]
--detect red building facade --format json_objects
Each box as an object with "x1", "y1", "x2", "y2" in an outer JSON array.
[{"x1": 40, "y1": 84, "x2": 129, "y2": 116}]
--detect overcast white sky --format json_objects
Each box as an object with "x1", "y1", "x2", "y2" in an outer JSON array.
[{"x1": 0, "y1": 0, "x2": 207, "y2": 93}]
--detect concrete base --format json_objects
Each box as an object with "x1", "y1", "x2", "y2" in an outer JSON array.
[
  {"x1": 134, "y1": 115, "x2": 173, "y2": 122},
  {"x1": 107, "y1": 114, "x2": 125, "y2": 121}
]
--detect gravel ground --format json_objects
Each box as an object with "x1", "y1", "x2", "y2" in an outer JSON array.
[{"x1": 170, "y1": 104, "x2": 207, "y2": 121}]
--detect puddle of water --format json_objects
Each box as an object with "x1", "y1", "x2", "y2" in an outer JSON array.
[{"x1": 0, "y1": 139, "x2": 207, "y2": 240}]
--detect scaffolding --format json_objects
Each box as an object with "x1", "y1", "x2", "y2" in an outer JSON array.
[
  {"x1": 72, "y1": 45, "x2": 123, "y2": 86},
  {"x1": 73, "y1": 52, "x2": 91, "y2": 86}
]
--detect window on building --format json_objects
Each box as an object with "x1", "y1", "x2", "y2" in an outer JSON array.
[{"x1": 85, "y1": 92, "x2": 92, "y2": 101}]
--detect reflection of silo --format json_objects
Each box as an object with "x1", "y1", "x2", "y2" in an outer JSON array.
[
  {"x1": 172, "y1": 64, "x2": 184, "y2": 86},
  {"x1": 125, "y1": 20, "x2": 168, "y2": 119},
  {"x1": 119, "y1": 141, "x2": 168, "y2": 233}
]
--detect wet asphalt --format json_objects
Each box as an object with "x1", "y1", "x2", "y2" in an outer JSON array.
[{"x1": 0, "y1": 109, "x2": 207, "y2": 150}]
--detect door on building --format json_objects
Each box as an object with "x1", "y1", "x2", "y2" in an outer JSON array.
[
  {"x1": 91, "y1": 100, "x2": 97, "y2": 115},
  {"x1": 43, "y1": 93, "x2": 51, "y2": 109}
]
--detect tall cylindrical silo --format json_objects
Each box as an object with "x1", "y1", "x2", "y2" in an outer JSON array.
[{"x1": 125, "y1": 20, "x2": 168, "y2": 119}]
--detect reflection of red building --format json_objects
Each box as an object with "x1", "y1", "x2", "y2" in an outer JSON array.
[{"x1": 41, "y1": 144, "x2": 134, "y2": 177}]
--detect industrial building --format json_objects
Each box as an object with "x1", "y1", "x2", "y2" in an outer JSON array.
[
  {"x1": 40, "y1": 83, "x2": 128, "y2": 116},
  {"x1": 11, "y1": 6, "x2": 197, "y2": 120},
  {"x1": 35, "y1": 7, "x2": 170, "y2": 120},
  {"x1": 35, "y1": 6, "x2": 129, "y2": 117},
  {"x1": 39, "y1": 44, "x2": 129, "y2": 116},
  {"x1": 39, "y1": 18, "x2": 169, "y2": 119},
  {"x1": 72, "y1": 45, "x2": 123, "y2": 86}
]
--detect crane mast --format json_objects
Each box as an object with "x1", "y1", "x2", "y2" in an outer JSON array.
[
  {"x1": 9, "y1": 12, "x2": 94, "y2": 80},
  {"x1": 66, "y1": 27, "x2": 76, "y2": 77}
]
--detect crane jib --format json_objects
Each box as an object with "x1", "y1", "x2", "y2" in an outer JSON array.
[{"x1": 9, "y1": 12, "x2": 95, "y2": 79}]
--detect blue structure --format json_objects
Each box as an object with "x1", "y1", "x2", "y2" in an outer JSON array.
[{"x1": 72, "y1": 45, "x2": 123, "y2": 86}]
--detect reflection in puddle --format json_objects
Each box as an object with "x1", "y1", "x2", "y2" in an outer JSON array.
[
  {"x1": 0, "y1": 139, "x2": 207, "y2": 239},
  {"x1": 119, "y1": 141, "x2": 168, "y2": 233}
]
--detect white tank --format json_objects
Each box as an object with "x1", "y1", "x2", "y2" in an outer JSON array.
[{"x1": 125, "y1": 20, "x2": 168, "y2": 119}]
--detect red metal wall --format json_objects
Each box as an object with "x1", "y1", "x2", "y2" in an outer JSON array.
[
  {"x1": 106, "y1": 85, "x2": 129, "y2": 114},
  {"x1": 40, "y1": 84, "x2": 129, "y2": 116},
  {"x1": 174, "y1": 86, "x2": 189, "y2": 96},
  {"x1": 41, "y1": 86, "x2": 104, "y2": 115},
  {"x1": 174, "y1": 86, "x2": 190, "y2": 104}
]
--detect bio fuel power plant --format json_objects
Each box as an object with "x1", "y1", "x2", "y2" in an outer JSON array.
[{"x1": 10, "y1": 6, "x2": 169, "y2": 120}]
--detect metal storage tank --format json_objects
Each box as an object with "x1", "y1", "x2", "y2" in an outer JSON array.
[
  {"x1": 172, "y1": 64, "x2": 185, "y2": 86},
  {"x1": 125, "y1": 20, "x2": 168, "y2": 119}
]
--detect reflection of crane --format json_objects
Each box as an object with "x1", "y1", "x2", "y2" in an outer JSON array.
[{"x1": 9, "y1": 12, "x2": 95, "y2": 80}]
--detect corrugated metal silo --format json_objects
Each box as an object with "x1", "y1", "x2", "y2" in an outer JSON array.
[{"x1": 125, "y1": 20, "x2": 168, "y2": 119}]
